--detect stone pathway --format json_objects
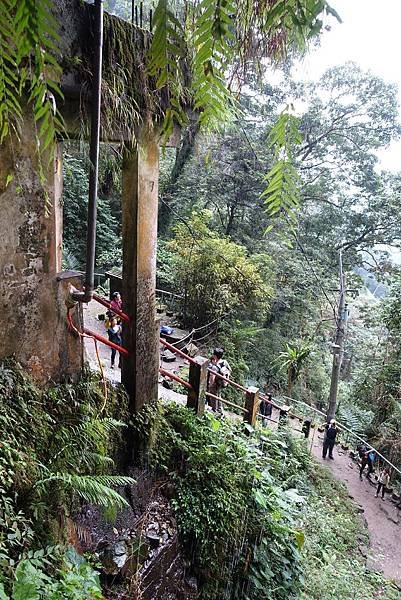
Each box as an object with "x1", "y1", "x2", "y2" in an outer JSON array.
[
  {"x1": 82, "y1": 301, "x2": 190, "y2": 396},
  {"x1": 311, "y1": 433, "x2": 401, "y2": 583}
]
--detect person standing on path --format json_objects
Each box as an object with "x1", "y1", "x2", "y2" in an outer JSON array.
[
  {"x1": 260, "y1": 393, "x2": 273, "y2": 426},
  {"x1": 110, "y1": 291, "x2": 122, "y2": 313},
  {"x1": 107, "y1": 316, "x2": 122, "y2": 369},
  {"x1": 359, "y1": 448, "x2": 375, "y2": 480},
  {"x1": 207, "y1": 348, "x2": 231, "y2": 414},
  {"x1": 322, "y1": 419, "x2": 338, "y2": 459},
  {"x1": 375, "y1": 468, "x2": 390, "y2": 500}
]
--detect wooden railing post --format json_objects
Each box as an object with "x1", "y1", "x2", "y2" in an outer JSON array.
[
  {"x1": 187, "y1": 356, "x2": 209, "y2": 416},
  {"x1": 244, "y1": 386, "x2": 260, "y2": 427}
]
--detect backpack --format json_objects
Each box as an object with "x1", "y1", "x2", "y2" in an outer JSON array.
[{"x1": 217, "y1": 359, "x2": 231, "y2": 387}]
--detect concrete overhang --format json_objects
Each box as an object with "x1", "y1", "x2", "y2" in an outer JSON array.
[{"x1": 54, "y1": 0, "x2": 181, "y2": 146}]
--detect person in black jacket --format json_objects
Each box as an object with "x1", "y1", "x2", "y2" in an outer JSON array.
[
  {"x1": 322, "y1": 419, "x2": 338, "y2": 460},
  {"x1": 107, "y1": 316, "x2": 122, "y2": 369},
  {"x1": 260, "y1": 393, "x2": 273, "y2": 426}
]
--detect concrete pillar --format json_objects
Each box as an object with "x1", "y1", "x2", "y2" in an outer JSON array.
[
  {"x1": 0, "y1": 116, "x2": 83, "y2": 383},
  {"x1": 121, "y1": 132, "x2": 160, "y2": 414},
  {"x1": 187, "y1": 356, "x2": 209, "y2": 416}
]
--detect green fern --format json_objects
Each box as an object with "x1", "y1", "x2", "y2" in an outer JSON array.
[
  {"x1": 261, "y1": 109, "x2": 302, "y2": 232},
  {"x1": 36, "y1": 473, "x2": 136, "y2": 509},
  {"x1": 0, "y1": 0, "x2": 63, "y2": 200},
  {"x1": 49, "y1": 418, "x2": 126, "y2": 472},
  {"x1": 147, "y1": 0, "x2": 188, "y2": 141},
  {"x1": 0, "y1": 0, "x2": 22, "y2": 142},
  {"x1": 192, "y1": 0, "x2": 236, "y2": 129}
]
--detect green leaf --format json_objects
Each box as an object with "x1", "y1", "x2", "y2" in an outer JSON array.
[{"x1": 295, "y1": 529, "x2": 305, "y2": 550}]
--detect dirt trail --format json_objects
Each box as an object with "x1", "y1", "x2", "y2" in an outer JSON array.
[{"x1": 311, "y1": 433, "x2": 401, "y2": 583}]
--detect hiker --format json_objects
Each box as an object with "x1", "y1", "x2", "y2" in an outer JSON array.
[
  {"x1": 357, "y1": 443, "x2": 368, "y2": 460},
  {"x1": 359, "y1": 448, "x2": 375, "y2": 480},
  {"x1": 107, "y1": 316, "x2": 122, "y2": 369},
  {"x1": 110, "y1": 291, "x2": 122, "y2": 313},
  {"x1": 260, "y1": 393, "x2": 273, "y2": 426},
  {"x1": 375, "y1": 467, "x2": 391, "y2": 500},
  {"x1": 322, "y1": 419, "x2": 338, "y2": 460},
  {"x1": 207, "y1": 348, "x2": 231, "y2": 413}
]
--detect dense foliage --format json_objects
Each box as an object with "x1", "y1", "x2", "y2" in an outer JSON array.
[
  {"x1": 0, "y1": 361, "x2": 132, "y2": 596},
  {"x1": 167, "y1": 210, "x2": 274, "y2": 327},
  {"x1": 132, "y1": 402, "x2": 399, "y2": 599},
  {"x1": 301, "y1": 468, "x2": 399, "y2": 600},
  {"x1": 133, "y1": 402, "x2": 311, "y2": 599}
]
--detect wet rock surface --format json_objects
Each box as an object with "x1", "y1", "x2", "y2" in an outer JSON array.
[{"x1": 73, "y1": 468, "x2": 197, "y2": 599}]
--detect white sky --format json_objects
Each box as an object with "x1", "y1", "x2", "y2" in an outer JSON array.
[{"x1": 294, "y1": 0, "x2": 401, "y2": 172}]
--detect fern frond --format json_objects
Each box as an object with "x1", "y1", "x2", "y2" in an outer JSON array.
[
  {"x1": 0, "y1": 0, "x2": 63, "y2": 208},
  {"x1": 192, "y1": 0, "x2": 236, "y2": 129},
  {"x1": 147, "y1": 0, "x2": 188, "y2": 141},
  {"x1": 262, "y1": 109, "x2": 302, "y2": 233},
  {"x1": 0, "y1": 0, "x2": 22, "y2": 142},
  {"x1": 36, "y1": 473, "x2": 136, "y2": 509}
]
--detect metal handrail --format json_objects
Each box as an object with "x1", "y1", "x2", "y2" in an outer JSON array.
[
  {"x1": 209, "y1": 369, "x2": 248, "y2": 394},
  {"x1": 156, "y1": 288, "x2": 184, "y2": 300},
  {"x1": 92, "y1": 293, "x2": 131, "y2": 323},
  {"x1": 160, "y1": 338, "x2": 197, "y2": 365},
  {"x1": 82, "y1": 326, "x2": 130, "y2": 356}
]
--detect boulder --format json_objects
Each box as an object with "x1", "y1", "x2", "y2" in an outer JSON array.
[
  {"x1": 162, "y1": 350, "x2": 177, "y2": 362},
  {"x1": 100, "y1": 540, "x2": 128, "y2": 575}
]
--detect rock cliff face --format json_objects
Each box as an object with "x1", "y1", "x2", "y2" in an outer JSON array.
[{"x1": 73, "y1": 468, "x2": 198, "y2": 599}]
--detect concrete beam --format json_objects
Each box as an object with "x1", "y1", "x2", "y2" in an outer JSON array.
[{"x1": 121, "y1": 133, "x2": 160, "y2": 414}]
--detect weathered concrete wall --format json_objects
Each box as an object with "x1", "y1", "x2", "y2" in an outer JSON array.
[
  {"x1": 0, "y1": 3, "x2": 177, "y2": 391},
  {"x1": 121, "y1": 133, "x2": 160, "y2": 413},
  {"x1": 0, "y1": 118, "x2": 83, "y2": 383}
]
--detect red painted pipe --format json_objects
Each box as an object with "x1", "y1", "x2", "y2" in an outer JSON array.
[
  {"x1": 82, "y1": 326, "x2": 130, "y2": 356},
  {"x1": 159, "y1": 367, "x2": 193, "y2": 390},
  {"x1": 160, "y1": 337, "x2": 197, "y2": 365},
  {"x1": 92, "y1": 293, "x2": 131, "y2": 323}
]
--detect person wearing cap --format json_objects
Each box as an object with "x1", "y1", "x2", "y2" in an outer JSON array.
[{"x1": 322, "y1": 419, "x2": 338, "y2": 460}]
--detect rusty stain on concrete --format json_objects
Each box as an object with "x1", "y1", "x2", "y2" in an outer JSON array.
[
  {"x1": 0, "y1": 115, "x2": 82, "y2": 384},
  {"x1": 121, "y1": 134, "x2": 160, "y2": 414}
]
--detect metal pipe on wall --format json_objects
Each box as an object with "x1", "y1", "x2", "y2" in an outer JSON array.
[{"x1": 83, "y1": 0, "x2": 104, "y2": 301}]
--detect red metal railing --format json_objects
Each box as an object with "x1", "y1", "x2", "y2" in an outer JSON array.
[
  {"x1": 209, "y1": 369, "x2": 247, "y2": 394},
  {"x1": 82, "y1": 326, "x2": 130, "y2": 356},
  {"x1": 73, "y1": 295, "x2": 305, "y2": 419},
  {"x1": 92, "y1": 293, "x2": 131, "y2": 323},
  {"x1": 159, "y1": 367, "x2": 192, "y2": 390},
  {"x1": 160, "y1": 337, "x2": 197, "y2": 365}
]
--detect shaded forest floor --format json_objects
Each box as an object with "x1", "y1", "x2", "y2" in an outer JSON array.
[{"x1": 312, "y1": 435, "x2": 401, "y2": 584}]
